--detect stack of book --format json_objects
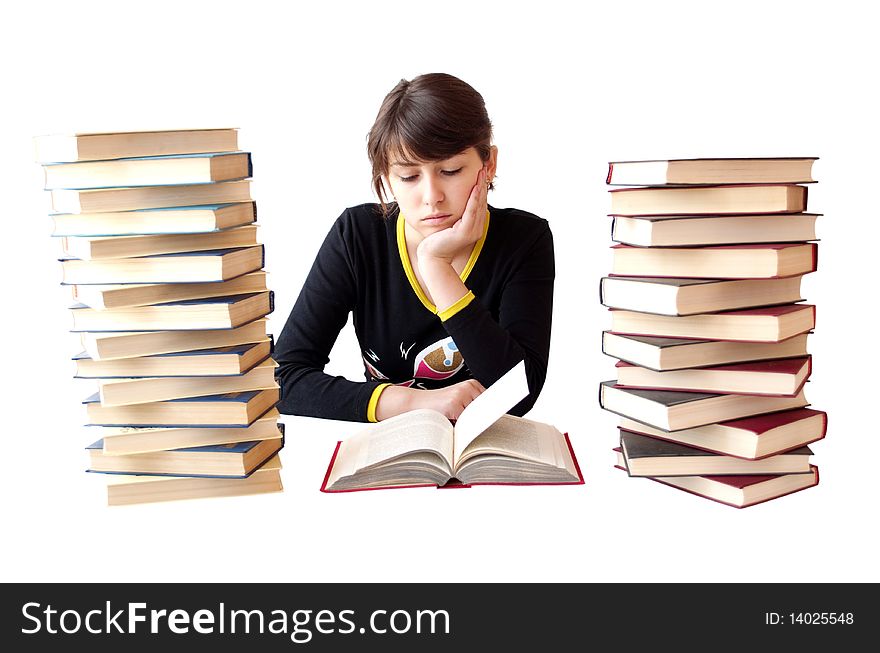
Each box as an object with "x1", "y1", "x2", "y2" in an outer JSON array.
[
  {"x1": 35, "y1": 128, "x2": 284, "y2": 506},
  {"x1": 599, "y1": 157, "x2": 826, "y2": 508}
]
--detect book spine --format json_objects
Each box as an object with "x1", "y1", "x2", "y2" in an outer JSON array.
[
  {"x1": 606, "y1": 164, "x2": 614, "y2": 185},
  {"x1": 268, "y1": 290, "x2": 275, "y2": 315},
  {"x1": 268, "y1": 333, "x2": 275, "y2": 354},
  {"x1": 252, "y1": 201, "x2": 258, "y2": 222},
  {"x1": 598, "y1": 277, "x2": 606, "y2": 307},
  {"x1": 246, "y1": 152, "x2": 253, "y2": 179}
]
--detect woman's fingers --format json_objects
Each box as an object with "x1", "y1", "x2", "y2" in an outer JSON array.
[{"x1": 459, "y1": 167, "x2": 487, "y2": 233}]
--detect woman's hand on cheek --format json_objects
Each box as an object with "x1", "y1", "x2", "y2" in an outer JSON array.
[{"x1": 417, "y1": 166, "x2": 488, "y2": 263}]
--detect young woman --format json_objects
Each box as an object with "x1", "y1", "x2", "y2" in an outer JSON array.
[{"x1": 274, "y1": 73, "x2": 554, "y2": 422}]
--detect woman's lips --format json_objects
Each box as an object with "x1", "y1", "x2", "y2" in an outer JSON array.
[{"x1": 422, "y1": 213, "x2": 453, "y2": 222}]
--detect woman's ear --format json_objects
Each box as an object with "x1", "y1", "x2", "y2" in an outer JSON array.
[{"x1": 487, "y1": 146, "x2": 498, "y2": 184}]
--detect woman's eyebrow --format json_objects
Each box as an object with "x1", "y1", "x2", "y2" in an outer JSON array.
[{"x1": 391, "y1": 158, "x2": 463, "y2": 168}]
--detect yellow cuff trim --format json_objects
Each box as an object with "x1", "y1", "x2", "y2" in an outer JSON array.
[
  {"x1": 438, "y1": 291, "x2": 475, "y2": 322},
  {"x1": 367, "y1": 383, "x2": 392, "y2": 423}
]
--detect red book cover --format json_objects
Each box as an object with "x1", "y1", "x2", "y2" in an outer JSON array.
[
  {"x1": 613, "y1": 356, "x2": 812, "y2": 397},
  {"x1": 615, "y1": 356, "x2": 809, "y2": 374},
  {"x1": 608, "y1": 304, "x2": 816, "y2": 344},
  {"x1": 320, "y1": 433, "x2": 585, "y2": 493},
  {"x1": 723, "y1": 407, "x2": 828, "y2": 435},
  {"x1": 609, "y1": 303, "x2": 815, "y2": 318},
  {"x1": 617, "y1": 407, "x2": 827, "y2": 460},
  {"x1": 611, "y1": 242, "x2": 812, "y2": 252},
  {"x1": 613, "y1": 461, "x2": 819, "y2": 508}
]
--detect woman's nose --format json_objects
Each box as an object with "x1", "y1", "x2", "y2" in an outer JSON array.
[{"x1": 422, "y1": 174, "x2": 444, "y2": 205}]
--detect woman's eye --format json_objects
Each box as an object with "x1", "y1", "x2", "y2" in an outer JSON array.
[
  {"x1": 398, "y1": 174, "x2": 418, "y2": 182},
  {"x1": 441, "y1": 168, "x2": 463, "y2": 176}
]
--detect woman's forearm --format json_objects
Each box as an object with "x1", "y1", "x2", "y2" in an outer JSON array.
[
  {"x1": 418, "y1": 256, "x2": 470, "y2": 314},
  {"x1": 373, "y1": 385, "x2": 415, "y2": 421}
]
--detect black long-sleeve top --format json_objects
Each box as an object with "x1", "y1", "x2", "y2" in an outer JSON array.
[{"x1": 273, "y1": 203, "x2": 554, "y2": 422}]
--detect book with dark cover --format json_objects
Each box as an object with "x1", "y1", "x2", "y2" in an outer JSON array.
[
  {"x1": 70, "y1": 290, "x2": 274, "y2": 332},
  {"x1": 609, "y1": 213, "x2": 820, "y2": 247},
  {"x1": 606, "y1": 157, "x2": 817, "y2": 186},
  {"x1": 601, "y1": 330, "x2": 810, "y2": 371},
  {"x1": 85, "y1": 423, "x2": 284, "y2": 479},
  {"x1": 49, "y1": 179, "x2": 252, "y2": 214},
  {"x1": 94, "y1": 408, "x2": 283, "y2": 456},
  {"x1": 619, "y1": 428, "x2": 813, "y2": 477},
  {"x1": 50, "y1": 202, "x2": 256, "y2": 237},
  {"x1": 73, "y1": 342, "x2": 271, "y2": 378},
  {"x1": 614, "y1": 356, "x2": 812, "y2": 397},
  {"x1": 59, "y1": 245, "x2": 265, "y2": 285},
  {"x1": 598, "y1": 380, "x2": 809, "y2": 431},
  {"x1": 105, "y1": 455, "x2": 283, "y2": 506},
  {"x1": 599, "y1": 275, "x2": 804, "y2": 316},
  {"x1": 83, "y1": 388, "x2": 280, "y2": 427},
  {"x1": 44, "y1": 152, "x2": 253, "y2": 190},
  {"x1": 95, "y1": 358, "x2": 277, "y2": 407}
]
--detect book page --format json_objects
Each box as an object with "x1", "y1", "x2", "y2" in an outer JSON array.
[
  {"x1": 457, "y1": 415, "x2": 558, "y2": 468},
  {"x1": 326, "y1": 409, "x2": 453, "y2": 487},
  {"x1": 452, "y1": 360, "x2": 529, "y2": 465}
]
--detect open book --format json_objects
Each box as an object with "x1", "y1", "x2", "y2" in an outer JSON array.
[{"x1": 321, "y1": 362, "x2": 583, "y2": 492}]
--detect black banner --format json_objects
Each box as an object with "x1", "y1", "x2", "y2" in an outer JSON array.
[{"x1": 0, "y1": 583, "x2": 871, "y2": 650}]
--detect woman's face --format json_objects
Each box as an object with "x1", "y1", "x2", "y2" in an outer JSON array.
[{"x1": 386, "y1": 146, "x2": 497, "y2": 241}]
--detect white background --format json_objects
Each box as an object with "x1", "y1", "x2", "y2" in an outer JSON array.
[{"x1": 2, "y1": 0, "x2": 877, "y2": 583}]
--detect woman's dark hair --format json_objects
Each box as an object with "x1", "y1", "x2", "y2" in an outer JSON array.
[{"x1": 367, "y1": 73, "x2": 494, "y2": 214}]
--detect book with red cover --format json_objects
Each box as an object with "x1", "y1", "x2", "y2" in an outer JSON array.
[
  {"x1": 321, "y1": 431, "x2": 584, "y2": 493},
  {"x1": 610, "y1": 242, "x2": 818, "y2": 280},
  {"x1": 320, "y1": 362, "x2": 584, "y2": 493},
  {"x1": 613, "y1": 449, "x2": 819, "y2": 508},
  {"x1": 617, "y1": 407, "x2": 827, "y2": 460},
  {"x1": 614, "y1": 356, "x2": 812, "y2": 397},
  {"x1": 609, "y1": 303, "x2": 816, "y2": 343}
]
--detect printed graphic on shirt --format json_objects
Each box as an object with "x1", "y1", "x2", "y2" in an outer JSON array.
[
  {"x1": 413, "y1": 337, "x2": 463, "y2": 381},
  {"x1": 362, "y1": 349, "x2": 389, "y2": 380},
  {"x1": 363, "y1": 336, "x2": 465, "y2": 388},
  {"x1": 399, "y1": 341, "x2": 416, "y2": 360}
]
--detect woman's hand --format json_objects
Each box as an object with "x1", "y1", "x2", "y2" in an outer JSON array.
[
  {"x1": 417, "y1": 166, "x2": 488, "y2": 263},
  {"x1": 375, "y1": 379, "x2": 486, "y2": 422}
]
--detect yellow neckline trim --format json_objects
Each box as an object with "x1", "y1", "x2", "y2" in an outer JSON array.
[{"x1": 396, "y1": 210, "x2": 490, "y2": 314}]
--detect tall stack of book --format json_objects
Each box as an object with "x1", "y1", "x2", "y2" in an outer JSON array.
[
  {"x1": 599, "y1": 158, "x2": 826, "y2": 508},
  {"x1": 35, "y1": 129, "x2": 284, "y2": 506}
]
